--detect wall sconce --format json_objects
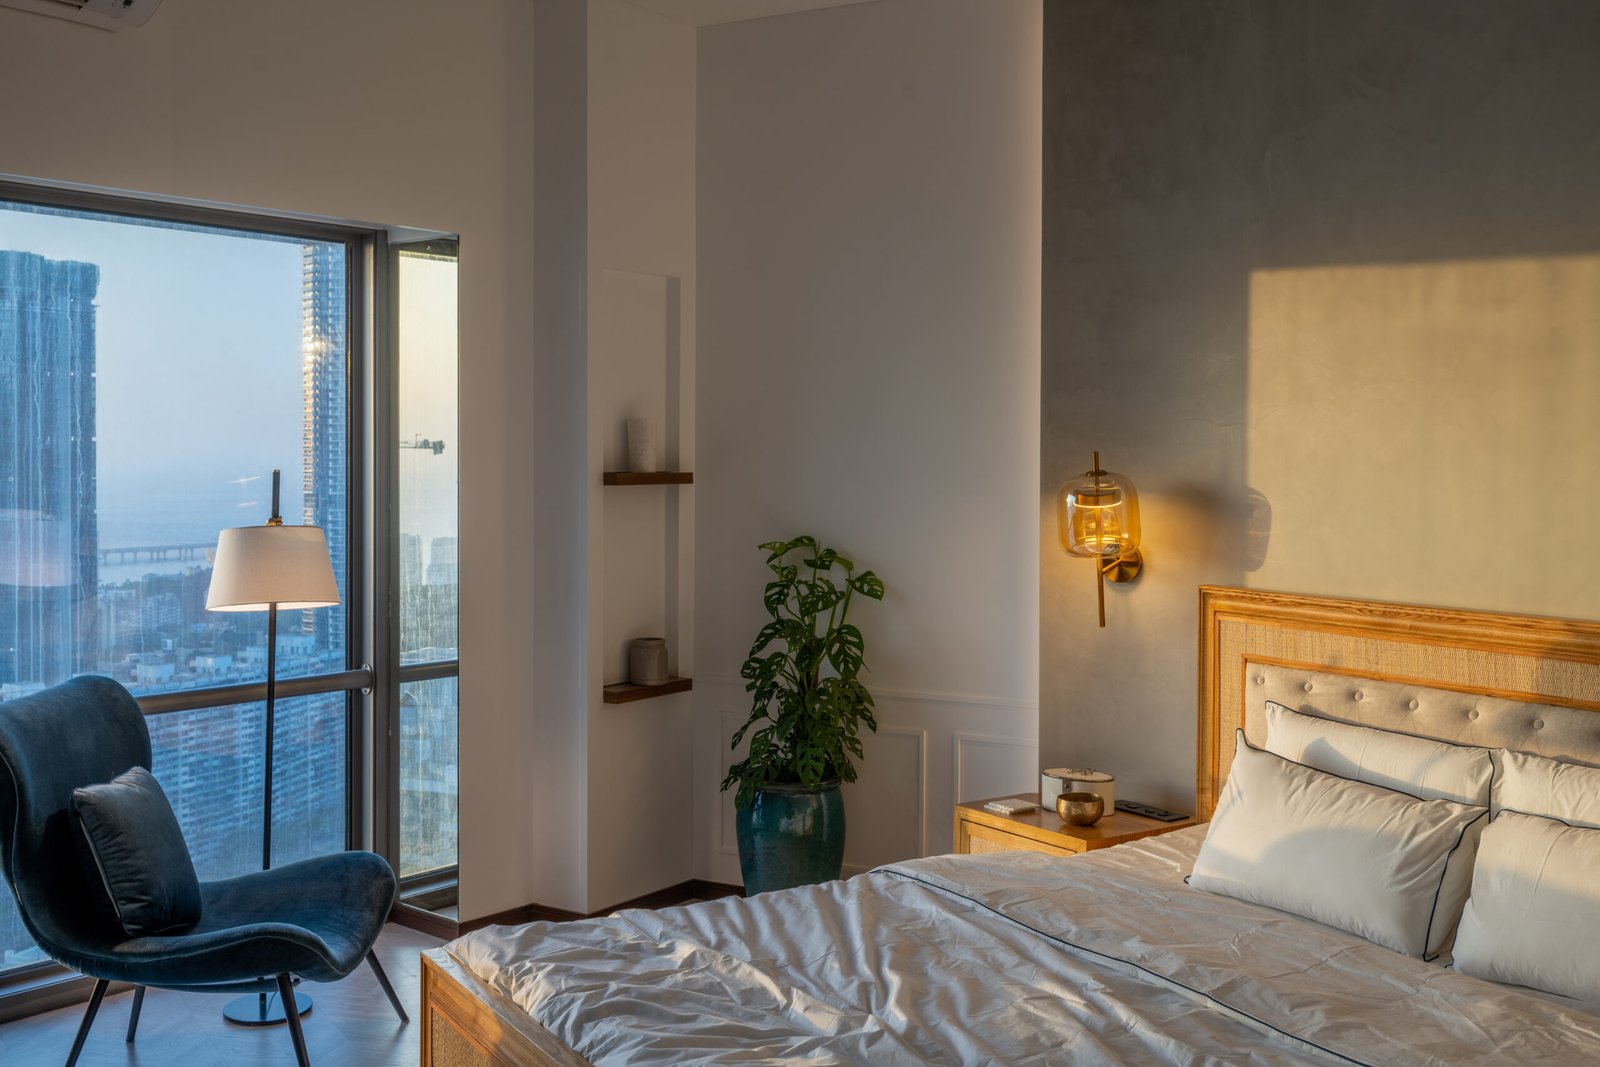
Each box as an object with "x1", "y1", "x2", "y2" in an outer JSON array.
[{"x1": 1058, "y1": 451, "x2": 1143, "y2": 628}]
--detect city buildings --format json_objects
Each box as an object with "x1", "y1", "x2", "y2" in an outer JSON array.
[
  {"x1": 0, "y1": 250, "x2": 98, "y2": 699},
  {"x1": 301, "y1": 243, "x2": 347, "y2": 659}
]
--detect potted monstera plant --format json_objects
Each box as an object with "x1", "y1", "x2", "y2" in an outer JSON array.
[{"x1": 721, "y1": 536, "x2": 885, "y2": 895}]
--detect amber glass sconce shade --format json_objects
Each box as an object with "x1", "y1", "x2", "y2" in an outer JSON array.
[{"x1": 1058, "y1": 451, "x2": 1143, "y2": 627}]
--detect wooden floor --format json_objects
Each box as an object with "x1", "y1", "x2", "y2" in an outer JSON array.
[{"x1": 0, "y1": 924, "x2": 442, "y2": 1067}]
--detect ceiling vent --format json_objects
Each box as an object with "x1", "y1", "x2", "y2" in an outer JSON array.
[{"x1": 0, "y1": 0, "x2": 161, "y2": 30}]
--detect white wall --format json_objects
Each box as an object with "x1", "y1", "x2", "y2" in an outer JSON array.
[
  {"x1": 0, "y1": 0, "x2": 565, "y2": 920},
  {"x1": 531, "y1": 0, "x2": 592, "y2": 916},
  {"x1": 584, "y1": 0, "x2": 698, "y2": 911},
  {"x1": 0, "y1": 0, "x2": 1042, "y2": 912},
  {"x1": 695, "y1": 0, "x2": 1043, "y2": 881}
]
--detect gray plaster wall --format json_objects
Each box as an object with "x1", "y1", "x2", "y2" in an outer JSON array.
[{"x1": 1041, "y1": 0, "x2": 1600, "y2": 810}]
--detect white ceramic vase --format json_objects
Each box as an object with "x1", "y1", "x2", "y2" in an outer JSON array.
[{"x1": 626, "y1": 418, "x2": 658, "y2": 474}]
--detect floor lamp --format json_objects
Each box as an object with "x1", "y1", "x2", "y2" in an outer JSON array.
[{"x1": 206, "y1": 470, "x2": 340, "y2": 1026}]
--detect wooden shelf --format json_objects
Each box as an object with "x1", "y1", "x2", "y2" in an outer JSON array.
[
  {"x1": 602, "y1": 471, "x2": 694, "y2": 486},
  {"x1": 602, "y1": 676, "x2": 693, "y2": 704}
]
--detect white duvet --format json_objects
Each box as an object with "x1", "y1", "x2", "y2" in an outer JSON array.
[{"x1": 448, "y1": 828, "x2": 1600, "y2": 1065}]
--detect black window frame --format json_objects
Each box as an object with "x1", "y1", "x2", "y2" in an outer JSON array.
[{"x1": 386, "y1": 236, "x2": 461, "y2": 912}]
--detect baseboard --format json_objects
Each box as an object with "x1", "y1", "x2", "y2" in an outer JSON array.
[
  {"x1": 591, "y1": 878, "x2": 744, "y2": 916},
  {"x1": 389, "y1": 900, "x2": 461, "y2": 940},
  {"x1": 457, "y1": 901, "x2": 583, "y2": 934},
  {"x1": 452, "y1": 879, "x2": 745, "y2": 935},
  {"x1": 686, "y1": 879, "x2": 745, "y2": 903}
]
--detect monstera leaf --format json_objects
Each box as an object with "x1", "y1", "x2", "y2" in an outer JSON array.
[{"x1": 722, "y1": 538, "x2": 886, "y2": 809}]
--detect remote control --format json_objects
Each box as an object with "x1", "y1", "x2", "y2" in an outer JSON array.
[{"x1": 1117, "y1": 800, "x2": 1189, "y2": 822}]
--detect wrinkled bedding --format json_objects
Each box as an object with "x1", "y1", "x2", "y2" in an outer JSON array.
[{"x1": 448, "y1": 828, "x2": 1600, "y2": 1065}]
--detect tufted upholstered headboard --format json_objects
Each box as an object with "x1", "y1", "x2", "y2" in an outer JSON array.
[{"x1": 1198, "y1": 587, "x2": 1600, "y2": 820}]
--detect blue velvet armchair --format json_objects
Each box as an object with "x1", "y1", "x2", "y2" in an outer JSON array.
[{"x1": 0, "y1": 676, "x2": 407, "y2": 1067}]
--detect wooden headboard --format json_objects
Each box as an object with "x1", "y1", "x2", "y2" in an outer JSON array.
[{"x1": 1197, "y1": 586, "x2": 1600, "y2": 820}]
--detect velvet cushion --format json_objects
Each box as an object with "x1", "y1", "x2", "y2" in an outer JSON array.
[{"x1": 72, "y1": 767, "x2": 202, "y2": 936}]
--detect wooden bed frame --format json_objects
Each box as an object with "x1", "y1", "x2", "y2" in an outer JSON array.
[
  {"x1": 421, "y1": 586, "x2": 1600, "y2": 1067},
  {"x1": 1196, "y1": 586, "x2": 1600, "y2": 819},
  {"x1": 420, "y1": 949, "x2": 590, "y2": 1067}
]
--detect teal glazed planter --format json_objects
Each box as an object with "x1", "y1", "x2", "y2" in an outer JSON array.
[{"x1": 736, "y1": 779, "x2": 846, "y2": 896}]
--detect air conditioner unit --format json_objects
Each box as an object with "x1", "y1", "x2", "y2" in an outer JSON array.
[{"x1": 0, "y1": 0, "x2": 161, "y2": 30}]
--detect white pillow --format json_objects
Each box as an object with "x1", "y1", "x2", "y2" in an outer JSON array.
[
  {"x1": 1492, "y1": 748, "x2": 1600, "y2": 825},
  {"x1": 1191, "y1": 731, "x2": 1488, "y2": 958},
  {"x1": 1264, "y1": 701, "x2": 1493, "y2": 805},
  {"x1": 1265, "y1": 701, "x2": 1494, "y2": 958},
  {"x1": 1453, "y1": 811, "x2": 1600, "y2": 1001}
]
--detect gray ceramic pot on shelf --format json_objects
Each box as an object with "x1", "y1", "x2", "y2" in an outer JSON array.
[{"x1": 628, "y1": 638, "x2": 668, "y2": 686}]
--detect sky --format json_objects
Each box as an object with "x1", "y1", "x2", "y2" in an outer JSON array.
[
  {"x1": 0, "y1": 200, "x2": 459, "y2": 575},
  {"x1": 0, "y1": 200, "x2": 308, "y2": 546},
  {"x1": 397, "y1": 252, "x2": 461, "y2": 571}
]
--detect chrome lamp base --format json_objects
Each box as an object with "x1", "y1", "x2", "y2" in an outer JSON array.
[{"x1": 222, "y1": 988, "x2": 312, "y2": 1027}]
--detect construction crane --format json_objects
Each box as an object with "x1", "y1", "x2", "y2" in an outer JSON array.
[{"x1": 400, "y1": 435, "x2": 446, "y2": 455}]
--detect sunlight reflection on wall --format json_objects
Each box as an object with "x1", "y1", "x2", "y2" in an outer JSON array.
[{"x1": 1246, "y1": 256, "x2": 1600, "y2": 618}]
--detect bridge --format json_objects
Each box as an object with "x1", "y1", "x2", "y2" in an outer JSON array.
[{"x1": 99, "y1": 543, "x2": 215, "y2": 566}]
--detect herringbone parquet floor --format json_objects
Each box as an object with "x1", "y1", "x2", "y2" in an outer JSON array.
[{"x1": 0, "y1": 923, "x2": 442, "y2": 1067}]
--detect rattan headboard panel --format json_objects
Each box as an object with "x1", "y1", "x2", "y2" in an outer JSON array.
[{"x1": 1199, "y1": 587, "x2": 1600, "y2": 819}]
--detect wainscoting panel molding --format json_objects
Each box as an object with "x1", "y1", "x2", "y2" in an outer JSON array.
[
  {"x1": 953, "y1": 733, "x2": 1040, "y2": 812},
  {"x1": 842, "y1": 725, "x2": 926, "y2": 877},
  {"x1": 717, "y1": 709, "x2": 745, "y2": 859},
  {"x1": 695, "y1": 676, "x2": 1036, "y2": 885}
]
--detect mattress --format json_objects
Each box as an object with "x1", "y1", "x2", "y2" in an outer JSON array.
[{"x1": 447, "y1": 828, "x2": 1600, "y2": 1066}]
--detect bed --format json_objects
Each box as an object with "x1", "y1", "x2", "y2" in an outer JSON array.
[{"x1": 419, "y1": 586, "x2": 1600, "y2": 1066}]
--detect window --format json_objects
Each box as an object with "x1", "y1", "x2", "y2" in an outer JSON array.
[
  {"x1": 0, "y1": 191, "x2": 364, "y2": 990},
  {"x1": 395, "y1": 242, "x2": 459, "y2": 887}
]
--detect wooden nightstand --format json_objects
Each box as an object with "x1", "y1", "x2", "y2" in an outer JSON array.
[{"x1": 954, "y1": 793, "x2": 1198, "y2": 857}]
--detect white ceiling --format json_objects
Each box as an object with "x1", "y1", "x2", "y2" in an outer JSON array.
[{"x1": 625, "y1": 0, "x2": 875, "y2": 27}]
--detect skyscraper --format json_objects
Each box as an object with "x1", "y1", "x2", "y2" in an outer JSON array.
[
  {"x1": 300, "y1": 244, "x2": 346, "y2": 660},
  {"x1": 0, "y1": 251, "x2": 98, "y2": 692}
]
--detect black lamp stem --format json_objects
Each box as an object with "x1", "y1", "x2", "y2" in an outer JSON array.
[
  {"x1": 227, "y1": 468, "x2": 304, "y2": 1025},
  {"x1": 263, "y1": 466, "x2": 282, "y2": 871},
  {"x1": 263, "y1": 603, "x2": 276, "y2": 871},
  {"x1": 269, "y1": 469, "x2": 282, "y2": 525}
]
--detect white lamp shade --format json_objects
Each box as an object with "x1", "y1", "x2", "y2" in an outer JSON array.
[{"x1": 206, "y1": 525, "x2": 341, "y2": 611}]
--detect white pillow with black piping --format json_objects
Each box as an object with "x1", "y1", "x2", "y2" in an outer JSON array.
[
  {"x1": 1191, "y1": 731, "x2": 1488, "y2": 959},
  {"x1": 1264, "y1": 701, "x2": 1493, "y2": 805},
  {"x1": 1491, "y1": 747, "x2": 1600, "y2": 824},
  {"x1": 1264, "y1": 701, "x2": 1493, "y2": 957},
  {"x1": 1452, "y1": 810, "x2": 1600, "y2": 1001}
]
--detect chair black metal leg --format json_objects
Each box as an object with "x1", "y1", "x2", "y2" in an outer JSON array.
[
  {"x1": 125, "y1": 985, "x2": 145, "y2": 1043},
  {"x1": 366, "y1": 950, "x2": 409, "y2": 1024},
  {"x1": 277, "y1": 974, "x2": 311, "y2": 1067},
  {"x1": 64, "y1": 978, "x2": 108, "y2": 1067}
]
